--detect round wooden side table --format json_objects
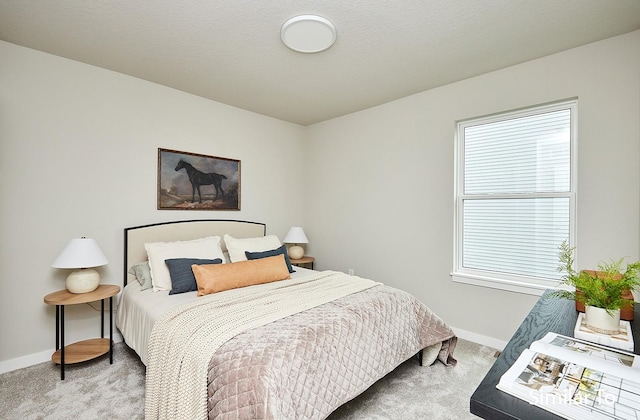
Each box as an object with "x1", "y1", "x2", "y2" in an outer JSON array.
[{"x1": 44, "y1": 284, "x2": 120, "y2": 380}]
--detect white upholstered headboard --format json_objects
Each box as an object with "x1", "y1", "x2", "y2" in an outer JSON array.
[{"x1": 123, "y1": 219, "x2": 266, "y2": 286}]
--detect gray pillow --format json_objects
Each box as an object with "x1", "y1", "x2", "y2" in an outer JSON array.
[
  {"x1": 245, "y1": 244, "x2": 295, "y2": 273},
  {"x1": 165, "y1": 258, "x2": 222, "y2": 295},
  {"x1": 128, "y1": 262, "x2": 153, "y2": 291}
]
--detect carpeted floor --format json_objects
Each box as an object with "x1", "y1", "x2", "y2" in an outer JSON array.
[{"x1": 0, "y1": 338, "x2": 496, "y2": 419}]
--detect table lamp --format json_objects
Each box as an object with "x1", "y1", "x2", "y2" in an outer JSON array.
[
  {"x1": 283, "y1": 227, "x2": 308, "y2": 260},
  {"x1": 52, "y1": 237, "x2": 109, "y2": 293}
]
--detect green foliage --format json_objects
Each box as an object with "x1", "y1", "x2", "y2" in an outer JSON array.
[{"x1": 549, "y1": 241, "x2": 640, "y2": 313}]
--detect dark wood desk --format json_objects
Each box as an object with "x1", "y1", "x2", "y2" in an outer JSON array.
[{"x1": 470, "y1": 291, "x2": 640, "y2": 419}]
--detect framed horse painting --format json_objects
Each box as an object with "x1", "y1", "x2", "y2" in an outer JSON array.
[{"x1": 157, "y1": 148, "x2": 240, "y2": 210}]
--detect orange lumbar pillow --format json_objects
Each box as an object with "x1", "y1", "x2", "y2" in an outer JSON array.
[{"x1": 192, "y1": 254, "x2": 291, "y2": 296}]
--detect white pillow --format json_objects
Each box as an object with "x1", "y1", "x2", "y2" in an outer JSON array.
[
  {"x1": 145, "y1": 236, "x2": 224, "y2": 292},
  {"x1": 421, "y1": 341, "x2": 442, "y2": 366},
  {"x1": 224, "y1": 234, "x2": 282, "y2": 263}
]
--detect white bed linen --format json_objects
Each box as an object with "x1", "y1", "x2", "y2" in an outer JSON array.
[{"x1": 116, "y1": 266, "x2": 317, "y2": 365}]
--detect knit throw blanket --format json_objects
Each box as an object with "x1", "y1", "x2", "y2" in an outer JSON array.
[{"x1": 145, "y1": 271, "x2": 380, "y2": 420}]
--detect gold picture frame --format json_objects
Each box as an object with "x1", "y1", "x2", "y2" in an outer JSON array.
[{"x1": 157, "y1": 148, "x2": 240, "y2": 210}]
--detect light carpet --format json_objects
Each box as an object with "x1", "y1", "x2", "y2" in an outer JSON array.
[{"x1": 0, "y1": 339, "x2": 496, "y2": 419}]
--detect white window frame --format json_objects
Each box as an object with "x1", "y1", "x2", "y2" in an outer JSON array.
[{"x1": 452, "y1": 100, "x2": 577, "y2": 296}]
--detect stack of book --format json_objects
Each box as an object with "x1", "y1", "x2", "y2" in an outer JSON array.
[{"x1": 574, "y1": 313, "x2": 634, "y2": 352}]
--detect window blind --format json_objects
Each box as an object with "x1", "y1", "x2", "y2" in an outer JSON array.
[
  {"x1": 464, "y1": 110, "x2": 571, "y2": 195},
  {"x1": 462, "y1": 198, "x2": 570, "y2": 280},
  {"x1": 455, "y1": 102, "x2": 575, "y2": 287}
]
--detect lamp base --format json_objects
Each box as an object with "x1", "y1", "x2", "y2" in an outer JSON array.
[
  {"x1": 66, "y1": 268, "x2": 100, "y2": 294},
  {"x1": 288, "y1": 245, "x2": 304, "y2": 260}
]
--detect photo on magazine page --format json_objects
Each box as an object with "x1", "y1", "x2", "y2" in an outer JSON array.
[
  {"x1": 509, "y1": 351, "x2": 640, "y2": 419},
  {"x1": 545, "y1": 335, "x2": 635, "y2": 368}
]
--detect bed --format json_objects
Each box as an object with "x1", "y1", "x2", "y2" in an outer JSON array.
[{"x1": 116, "y1": 219, "x2": 457, "y2": 419}]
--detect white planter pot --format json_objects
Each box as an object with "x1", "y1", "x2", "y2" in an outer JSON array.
[{"x1": 585, "y1": 305, "x2": 620, "y2": 335}]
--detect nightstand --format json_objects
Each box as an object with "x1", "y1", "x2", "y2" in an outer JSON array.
[
  {"x1": 43, "y1": 284, "x2": 120, "y2": 380},
  {"x1": 290, "y1": 256, "x2": 314, "y2": 270}
]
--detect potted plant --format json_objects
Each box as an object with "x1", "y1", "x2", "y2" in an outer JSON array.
[{"x1": 550, "y1": 241, "x2": 640, "y2": 334}]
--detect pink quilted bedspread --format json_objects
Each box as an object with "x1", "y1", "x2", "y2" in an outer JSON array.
[{"x1": 206, "y1": 284, "x2": 456, "y2": 419}]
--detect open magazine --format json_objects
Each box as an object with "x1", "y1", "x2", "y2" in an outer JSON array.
[{"x1": 497, "y1": 332, "x2": 640, "y2": 420}]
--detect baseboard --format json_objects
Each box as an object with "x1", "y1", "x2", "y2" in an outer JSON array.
[
  {"x1": 3, "y1": 328, "x2": 502, "y2": 375},
  {"x1": 452, "y1": 326, "x2": 507, "y2": 351},
  {"x1": 0, "y1": 332, "x2": 123, "y2": 375}
]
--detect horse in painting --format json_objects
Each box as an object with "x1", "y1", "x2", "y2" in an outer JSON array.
[{"x1": 175, "y1": 159, "x2": 227, "y2": 203}]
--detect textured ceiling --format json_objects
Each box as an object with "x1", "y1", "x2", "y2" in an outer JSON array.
[{"x1": 1, "y1": 1, "x2": 639, "y2": 126}]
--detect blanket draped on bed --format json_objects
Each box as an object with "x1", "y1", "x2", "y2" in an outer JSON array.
[{"x1": 145, "y1": 271, "x2": 380, "y2": 420}]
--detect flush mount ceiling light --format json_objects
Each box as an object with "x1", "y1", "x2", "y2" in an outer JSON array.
[{"x1": 281, "y1": 15, "x2": 336, "y2": 53}]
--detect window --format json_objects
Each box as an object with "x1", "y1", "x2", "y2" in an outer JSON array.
[{"x1": 452, "y1": 100, "x2": 576, "y2": 295}]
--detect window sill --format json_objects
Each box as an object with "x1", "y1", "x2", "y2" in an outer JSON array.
[{"x1": 450, "y1": 272, "x2": 554, "y2": 296}]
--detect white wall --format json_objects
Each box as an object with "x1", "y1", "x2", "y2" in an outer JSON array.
[
  {"x1": 305, "y1": 31, "x2": 640, "y2": 346},
  {"x1": 2, "y1": 30, "x2": 639, "y2": 369},
  {"x1": 0, "y1": 41, "x2": 306, "y2": 367}
]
